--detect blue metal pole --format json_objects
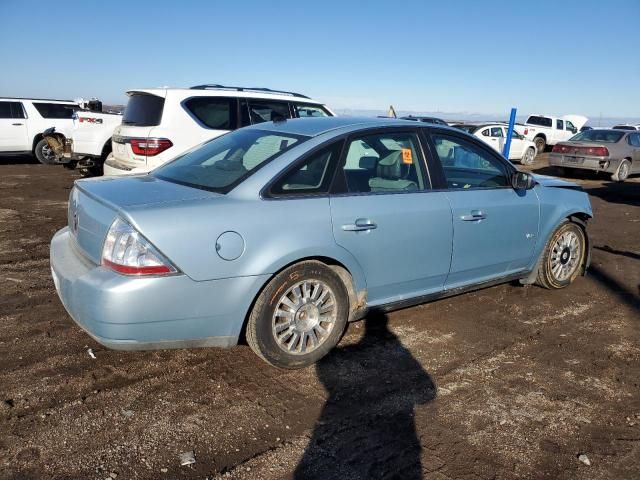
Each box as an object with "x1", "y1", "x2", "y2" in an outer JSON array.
[{"x1": 503, "y1": 107, "x2": 517, "y2": 160}]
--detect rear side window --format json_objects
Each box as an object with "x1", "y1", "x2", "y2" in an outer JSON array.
[
  {"x1": 613, "y1": 125, "x2": 636, "y2": 131},
  {"x1": 271, "y1": 142, "x2": 342, "y2": 195},
  {"x1": 240, "y1": 99, "x2": 291, "y2": 126},
  {"x1": 0, "y1": 101, "x2": 23, "y2": 119},
  {"x1": 556, "y1": 119, "x2": 564, "y2": 130},
  {"x1": 32, "y1": 102, "x2": 77, "y2": 119},
  {"x1": 527, "y1": 116, "x2": 552, "y2": 128},
  {"x1": 294, "y1": 103, "x2": 331, "y2": 118},
  {"x1": 183, "y1": 97, "x2": 236, "y2": 130},
  {"x1": 123, "y1": 94, "x2": 165, "y2": 126},
  {"x1": 628, "y1": 134, "x2": 640, "y2": 147}
]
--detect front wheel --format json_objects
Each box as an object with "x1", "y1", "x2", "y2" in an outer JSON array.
[
  {"x1": 34, "y1": 139, "x2": 57, "y2": 165},
  {"x1": 521, "y1": 147, "x2": 536, "y2": 166},
  {"x1": 611, "y1": 159, "x2": 631, "y2": 182},
  {"x1": 536, "y1": 222, "x2": 586, "y2": 289},
  {"x1": 246, "y1": 261, "x2": 349, "y2": 369}
]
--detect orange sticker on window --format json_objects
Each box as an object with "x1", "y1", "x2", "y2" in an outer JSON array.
[{"x1": 401, "y1": 148, "x2": 413, "y2": 164}]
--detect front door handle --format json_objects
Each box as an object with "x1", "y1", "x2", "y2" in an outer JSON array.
[
  {"x1": 460, "y1": 210, "x2": 487, "y2": 221},
  {"x1": 12, "y1": 123, "x2": 23, "y2": 126},
  {"x1": 342, "y1": 218, "x2": 377, "y2": 232}
]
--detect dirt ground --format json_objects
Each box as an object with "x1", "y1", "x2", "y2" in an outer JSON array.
[{"x1": 0, "y1": 154, "x2": 639, "y2": 480}]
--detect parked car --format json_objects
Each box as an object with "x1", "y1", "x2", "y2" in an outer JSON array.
[
  {"x1": 0, "y1": 97, "x2": 79, "y2": 163},
  {"x1": 50, "y1": 118, "x2": 592, "y2": 368},
  {"x1": 452, "y1": 123, "x2": 537, "y2": 165},
  {"x1": 521, "y1": 114, "x2": 588, "y2": 153},
  {"x1": 612, "y1": 124, "x2": 640, "y2": 131},
  {"x1": 400, "y1": 115, "x2": 448, "y2": 126},
  {"x1": 549, "y1": 129, "x2": 640, "y2": 182},
  {"x1": 43, "y1": 110, "x2": 122, "y2": 176},
  {"x1": 104, "y1": 84, "x2": 334, "y2": 176}
]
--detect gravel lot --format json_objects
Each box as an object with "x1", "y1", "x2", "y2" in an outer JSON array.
[{"x1": 0, "y1": 154, "x2": 638, "y2": 479}]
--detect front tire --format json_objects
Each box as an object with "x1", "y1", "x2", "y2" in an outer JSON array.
[
  {"x1": 536, "y1": 221, "x2": 586, "y2": 289},
  {"x1": 611, "y1": 159, "x2": 631, "y2": 182},
  {"x1": 521, "y1": 147, "x2": 536, "y2": 166},
  {"x1": 246, "y1": 261, "x2": 349, "y2": 369},
  {"x1": 34, "y1": 138, "x2": 57, "y2": 165}
]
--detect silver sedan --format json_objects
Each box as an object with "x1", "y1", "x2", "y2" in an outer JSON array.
[{"x1": 549, "y1": 129, "x2": 640, "y2": 182}]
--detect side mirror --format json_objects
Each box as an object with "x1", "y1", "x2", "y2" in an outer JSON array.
[
  {"x1": 571, "y1": 127, "x2": 577, "y2": 134},
  {"x1": 512, "y1": 171, "x2": 535, "y2": 190}
]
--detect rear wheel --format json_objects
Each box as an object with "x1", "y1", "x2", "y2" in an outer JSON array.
[
  {"x1": 611, "y1": 159, "x2": 631, "y2": 182},
  {"x1": 536, "y1": 222, "x2": 586, "y2": 289},
  {"x1": 534, "y1": 137, "x2": 546, "y2": 154},
  {"x1": 34, "y1": 138, "x2": 56, "y2": 165},
  {"x1": 246, "y1": 261, "x2": 349, "y2": 369},
  {"x1": 521, "y1": 147, "x2": 536, "y2": 166}
]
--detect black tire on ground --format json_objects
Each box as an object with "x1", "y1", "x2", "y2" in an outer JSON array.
[
  {"x1": 534, "y1": 137, "x2": 546, "y2": 154},
  {"x1": 611, "y1": 159, "x2": 631, "y2": 182},
  {"x1": 78, "y1": 165, "x2": 103, "y2": 177},
  {"x1": 246, "y1": 261, "x2": 349, "y2": 369},
  {"x1": 34, "y1": 138, "x2": 57, "y2": 165},
  {"x1": 521, "y1": 147, "x2": 536, "y2": 166},
  {"x1": 536, "y1": 221, "x2": 586, "y2": 290}
]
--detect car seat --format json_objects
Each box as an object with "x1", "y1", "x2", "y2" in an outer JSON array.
[{"x1": 368, "y1": 151, "x2": 418, "y2": 192}]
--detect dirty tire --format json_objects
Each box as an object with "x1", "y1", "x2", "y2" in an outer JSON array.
[
  {"x1": 536, "y1": 221, "x2": 586, "y2": 290},
  {"x1": 521, "y1": 147, "x2": 536, "y2": 166},
  {"x1": 246, "y1": 261, "x2": 349, "y2": 369},
  {"x1": 611, "y1": 159, "x2": 631, "y2": 182},
  {"x1": 34, "y1": 139, "x2": 56, "y2": 165},
  {"x1": 534, "y1": 137, "x2": 546, "y2": 154}
]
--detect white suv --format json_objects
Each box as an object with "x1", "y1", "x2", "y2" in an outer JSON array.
[
  {"x1": 0, "y1": 97, "x2": 79, "y2": 163},
  {"x1": 104, "y1": 85, "x2": 335, "y2": 176}
]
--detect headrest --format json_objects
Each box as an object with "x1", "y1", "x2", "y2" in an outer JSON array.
[
  {"x1": 359, "y1": 156, "x2": 378, "y2": 170},
  {"x1": 376, "y1": 150, "x2": 404, "y2": 180}
]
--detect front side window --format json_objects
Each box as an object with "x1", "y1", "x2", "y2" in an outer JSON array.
[
  {"x1": 155, "y1": 129, "x2": 306, "y2": 192},
  {"x1": 183, "y1": 97, "x2": 235, "y2": 130},
  {"x1": 294, "y1": 103, "x2": 331, "y2": 118},
  {"x1": 271, "y1": 142, "x2": 342, "y2": 195},
  {"x1": 565, "y1": 120, "x2": 575, "y2": 131},
  {"x1": 32, "y1": 102, "x2": 77, "y2": 119},
  {"x1": 431, "y1": 134, "x2": 509, "y2": 189},
  {"x1": 241, "y1": 100, "x2": 291, "y2": 126},
  {"x1": 490, "y1": 127, "x2": 504, "y2": 137},
  {"x1": 556, "y1": 119, "x2": 564, "y2": 130},
  {"x1": 338, "y1": 132, "x2": 426, "y2": 194}
]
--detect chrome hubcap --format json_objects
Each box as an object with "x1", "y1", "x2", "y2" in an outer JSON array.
[
  {"x1": 619, "y1": 162, "x2": 629, "y2": 178},
  {"x1": 550, "y1": 231, "x2": 581, "y2": 281},
  {"x1": 272, "y1": 280, "x2": 337, "y2": 355},
  {"x1": 42, "y1": 144, "x2": 55, "y2": 161}
]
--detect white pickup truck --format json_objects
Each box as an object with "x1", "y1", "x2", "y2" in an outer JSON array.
[
  {"x1": 43, "y1": 110, "x2": 122, "y2": 176},
  {"x1": 519, "y1": 114, "x2": 588, "y2": 153}
]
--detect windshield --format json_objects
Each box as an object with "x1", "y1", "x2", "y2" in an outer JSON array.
[
  {"x1": 154, "y1": 128, "x2": 307, "y2": 192},
  {"x1": 569, "y1": 130, "x2": 625, "y2": 143}
]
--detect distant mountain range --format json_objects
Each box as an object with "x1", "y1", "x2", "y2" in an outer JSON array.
[{"x1": 333, "y1": 109, "x2": 640, "y2": 128}]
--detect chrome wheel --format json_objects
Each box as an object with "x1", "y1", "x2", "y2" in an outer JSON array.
[
  {"x1": 41, "y1": 144, "x2": 55, "y2": 162},
  {"x1": 522, "y1": 147, "x2": 535, "y2": 166},
  {"x1": 619, "y1": 161, "x2": 630, "y2": 180},
  {"x1": 550, "y1": 231, "x2": 582, "y2": 282},
  {"x1": 272, "y1": 280, "x2": 337, "y2": 355}
]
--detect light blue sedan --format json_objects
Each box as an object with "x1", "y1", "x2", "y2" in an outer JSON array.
[{"x1": 50, "y1": 118, "x2": 593, "y2": 368}]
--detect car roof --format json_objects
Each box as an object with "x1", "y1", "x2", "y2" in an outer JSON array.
[
  {"x1": 242, "y1": 117, "x2": 454, "y2": 137},
  {"x1": 0, "y1": 97, "x2": 77, "y2": 104},
  {"x1": 127, "y1": 88, "x2": 326, "y2": 105}
]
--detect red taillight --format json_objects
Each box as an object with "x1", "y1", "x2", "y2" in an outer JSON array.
[
  {"x1": 103, "y1": 258, "x2": 173, "y2": 276},
  {"x1": 130, "y1": 138, "x2": 173, "y2": 156},
  {"x1": 553, "y1": 144, "x2": 609, "y2": 156},
  {"x1": 524, "y1": 128, "x2": 528, "y2": 135}
]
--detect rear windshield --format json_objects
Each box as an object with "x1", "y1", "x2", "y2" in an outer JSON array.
[
  {"x1": 570, "y1": 130, "x2": 625, "y2": 143},
  {"x1": 123, "y1": 93, "x2": 164, "y2": 126},
  {"x1": 154, "y1": 129, "x2": 307, "y2": 192},
  {"x1": 526, "y1": 116, "x2": 552, "y2": 127},
  {"x1": 33, "y1": 102, "x2": 77, "y2": 119}
]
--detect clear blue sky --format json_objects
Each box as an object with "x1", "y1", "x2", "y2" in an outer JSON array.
[{"x1": 1, "y1": 0, "x2": 639, "y2": 118}]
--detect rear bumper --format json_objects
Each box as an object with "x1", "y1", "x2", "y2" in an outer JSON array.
[
  {"x1": 50, "y1": 227, "x2": 269, "y2": 350},
  {"x1": 548, "y1": 153, "x2": 619, "y2": 173},
  {"x1": 103, "y1": 154, "x2": 150, "y2": 176}
]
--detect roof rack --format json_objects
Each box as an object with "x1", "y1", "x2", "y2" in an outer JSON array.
[{"x1": 189, "y1": 84, "x2": 310, "y2": 99}]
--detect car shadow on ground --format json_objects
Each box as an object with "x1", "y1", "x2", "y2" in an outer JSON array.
[
  {"x1": 294, "y1": 312, "x2": 437, "y2": 479},
  {"x1": 589, "y1": 264, "x2": 640, "y2": 312},
  {"x1": 0, "y1": 154, "x2": 39, "y2": 165}
]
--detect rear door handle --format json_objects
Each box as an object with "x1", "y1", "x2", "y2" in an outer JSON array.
[
  {"x1": 460, "y1": 210, "x2": 487, "y2": 221},
  {"x1": 342, "y1": 218, "x2": 377, "y2": 232},
  {"x1": 12, "y1": 123, "x2": 23, "y2": 126}
]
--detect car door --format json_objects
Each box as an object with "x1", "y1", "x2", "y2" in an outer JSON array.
[
  {"x1": 329, "y1": 129, "x2": 453, "y2": 306},
  {"x1": 507, "y1": 128, "x2": 525, "y2": 159},
  {"x1": 427, "y1": 131, "x2": 539, "y2": 289},
  {"x1": 0, "y1": 101, "x2": 28, "y2": 151},
  {"x1": 630, "y1": 133, "x2": 640, "y2": 173}
]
